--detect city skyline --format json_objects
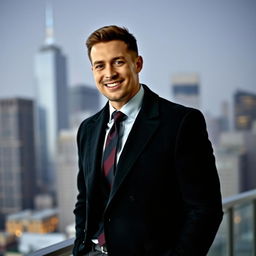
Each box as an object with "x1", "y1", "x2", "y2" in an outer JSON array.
[
  {"x1": 1, "y1": 2, "x2": 256, "y2": 253},
  {"x1": 1, "y1": 0, "x2": 256, "y2": 116}
]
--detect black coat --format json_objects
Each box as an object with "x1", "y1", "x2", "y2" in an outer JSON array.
[{"x1": 73, "y1": 85, "x2": 223, "y2": 256}]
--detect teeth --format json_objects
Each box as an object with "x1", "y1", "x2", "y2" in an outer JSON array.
[{"x1": 106, "y1": 82, "x2": 119, "y2": 88}]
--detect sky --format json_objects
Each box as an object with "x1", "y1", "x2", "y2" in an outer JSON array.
[{"x1": 0, "y1": 0, "x2": 256, "y2": 116}]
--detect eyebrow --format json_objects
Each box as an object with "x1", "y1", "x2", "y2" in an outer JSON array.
[
  {"x1": 92, "y1": 56, "x2": 125, "y2": 66},
  {"x1": 92, "y1": 60, "x2": 104, "y2": 66}
]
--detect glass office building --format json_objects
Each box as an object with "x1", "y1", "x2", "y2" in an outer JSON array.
[
  {"x1": 34, "y1": 10, "x2": 69, "y2": 191},
  {"x1": 69, "y1": 85, "x2": 100, "y2": 128},
  {"x1": 234, "y1": 90, "x2": 256, "y2": 131},
  {"x1": 172, "y1": 73, "x2": 200, "y2": 109},
  {"x1": 0, "y1": 98, "x2": 36, "y2": 227}
]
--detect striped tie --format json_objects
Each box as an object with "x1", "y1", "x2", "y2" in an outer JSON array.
[
  {"x1": 102, "y1": 111, "x2": 126, "y2": 187},
  {"x1": 98, "y1": 111, "x2": 126, "y2": 246}
]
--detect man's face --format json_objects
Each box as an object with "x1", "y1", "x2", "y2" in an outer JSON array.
[{"x1": 90, "y1": 40, "x2": 143, "y2": 110}]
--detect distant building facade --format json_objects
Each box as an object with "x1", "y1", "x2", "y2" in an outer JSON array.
[
  {"x1": 215, "y1": 147, "x2": 246, "y2": 198},
  {"x1": 171, "y1": 73, "x2": 200, "y2": 109},
  {"x1": 205, "y1": 114, "x2": 222, "y2": 146},
  {"x1": 234, "y1": 90, "x2": 256, "y2": 131},
  {"x1": 0, "y1": 98, "x2": 36, "y2": 227},
  {"x1": 205, "y1": 101, "x2": 230, "y2": 146},
  {"x1": 217, "y1": 129, "x2": 256, "y2": 195},
  {"x1": 56, "y1": 130, "x2": 78, "y2": 232},
  {"x1": 6, "y1": 209, "x2": 59, "y2": 235},
  {"x1": 0, "y1": 232, "x2": 18, "y2": 253},
  {"x1": 69, "y1": 84, "x2": 100, "y2": 128},
  {"x1": 56, "y1": 84, "x2": 100, "y2": 231}
]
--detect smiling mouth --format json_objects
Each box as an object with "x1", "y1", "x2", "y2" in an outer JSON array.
[{"x1": 104, "y1": 81, "x2": 122, "y2": 88}]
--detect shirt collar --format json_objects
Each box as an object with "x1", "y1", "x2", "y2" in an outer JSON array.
[{"x1": 108, "y1": 85, "x2": 144, "y2": 121}]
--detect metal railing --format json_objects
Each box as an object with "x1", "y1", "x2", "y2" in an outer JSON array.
[
  {"x1": 27, "y1": 238, "x2": 74, "y2": 256},
  {"x1": 28, "y1": 189, "x2": 256, "y2": 256},
  {"x1": 208, "y1": 189, "x2": 256, "y2": 256}
]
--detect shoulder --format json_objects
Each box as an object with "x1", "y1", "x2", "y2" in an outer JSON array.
[
  {"x1": 76, "y1": 106, "x2": 107, "y2": 141},
  {"x1": 143, "y1": 84, "x2": 203, "y2": 122},
  {"x1": 160, "y1": 96, "x2": 204, "y2": 121},
  {"x1": 78, "y1": 110, "x2": 103, "y2": 129},
  {"x1": 142, "y1": 85, "x2": 208, "y2": 140}
]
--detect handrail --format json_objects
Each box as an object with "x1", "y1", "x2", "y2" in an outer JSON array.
[
  {"x1": 222, "y1": 189, "x2": 256, "y2": 209},
  {"x1": 28, "y1": 189, "x2": 256, "y2": 256},
  {"x1": 27, "y1": 237, "x2": 74, "y2": 256}
]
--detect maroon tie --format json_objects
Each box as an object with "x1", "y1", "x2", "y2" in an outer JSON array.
[
  {"x1": 102, "y1": 111, "x2": 126, "y2": 187},
  {"x1": 98, "y1": 111, "x2": 126, "y2": 246}
]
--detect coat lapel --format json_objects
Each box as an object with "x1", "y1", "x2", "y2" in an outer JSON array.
[
  {"x1": 106, "y1": 86, "x2": 160, "y2": 209},
  {"x1": 85, "y1": 105, "x2": 109, "y2": 197}
]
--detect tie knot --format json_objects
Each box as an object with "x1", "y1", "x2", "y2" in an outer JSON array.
[{"x1": 112, "y1": 111, "x2": 126, "y2": 123}]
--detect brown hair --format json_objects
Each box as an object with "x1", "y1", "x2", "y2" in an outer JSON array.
[{"x1": 86, "y1": 25, "x2": 138, "y2": 60}]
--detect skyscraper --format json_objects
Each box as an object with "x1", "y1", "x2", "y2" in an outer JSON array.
[
  {"x1": 69, "y1": 84, "x2": 100, "y2": 128},
  {"x1": 55, "y1": 85, "x2": 100, "y2": 231},
  {"x1": 0, "y1": 98, "x2": 36, "y2": 228},
  {"x1": 205, "y1": 101, "x2": 230, "y2": 146},
  {"x1": 218, "y1": 129, "x2": 256, "y2": 192},
  {"x1": 234, "y1": 90, "x2": 256, "y2": 131},
  {"x1": 171, "y1": 73, "x2": 200, "y2": 109},
  {"x1": 215, "y1": 146, "x2": 246, "y2": 198},
  {"x1": 34, "y1": 6, "x2": 69, "y2": 191},
  {"x1": 56, "y1": 130, "x2": 78, "y2": 232}
]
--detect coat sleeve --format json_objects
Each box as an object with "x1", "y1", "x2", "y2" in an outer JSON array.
[
  {"x1": 172, "y1": 109, "x2": 223, "y2": 256},
  {"x1": 73, "y1": 124, "x2": 87, "y2": 255}
]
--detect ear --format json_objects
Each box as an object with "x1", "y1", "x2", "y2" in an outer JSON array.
[{"x1": 136, "y1": 56, "x2": 143, "y2": 73}]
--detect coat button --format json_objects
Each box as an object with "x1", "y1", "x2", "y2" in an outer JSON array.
[
  {"x1": 108, "y1": 218, "x2": 111, "y2": 222},
  {"x1": 129, "y1": 195, "x2": 135, "y2": 202}
]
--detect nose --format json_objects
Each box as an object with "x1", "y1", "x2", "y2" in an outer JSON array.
[{"x1": 104, "y1": 64, "x2": 117, "y2": 80}]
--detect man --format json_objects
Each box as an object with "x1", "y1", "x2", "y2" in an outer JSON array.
[{"x1": 73, "y1": 25, "x2": 223, "y2": 256}]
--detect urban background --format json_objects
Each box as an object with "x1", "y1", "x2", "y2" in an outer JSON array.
[{"x1": 0, "y1": 0, "x2": 256, "y2": 255}]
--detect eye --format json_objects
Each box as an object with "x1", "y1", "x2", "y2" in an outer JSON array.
[
  {"x1": 113, "y1": 60, "x2": 125, "y2": 66},
  {"x1": 94, "y1": 64, "x2": 104, "y2": 70}
]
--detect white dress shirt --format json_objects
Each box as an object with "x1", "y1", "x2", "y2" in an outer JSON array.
[{"x1": 103, "y1": 85, "x2": 144, "y2": 164}]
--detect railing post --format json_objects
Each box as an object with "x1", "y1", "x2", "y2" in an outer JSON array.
[
  {"x1": 253, "y1": 199, "x2": 256, "y2": 256},
  {"x1": 227, "y1": 207, "x2": 234, "y2": 256}
]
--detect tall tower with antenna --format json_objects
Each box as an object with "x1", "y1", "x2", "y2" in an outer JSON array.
[
  {"x1": 34, "y1": 4, "x2": 69, "y2": 193},
  {"x1": 45, "y1": 3, "x2": 54, "y2": 45}
]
